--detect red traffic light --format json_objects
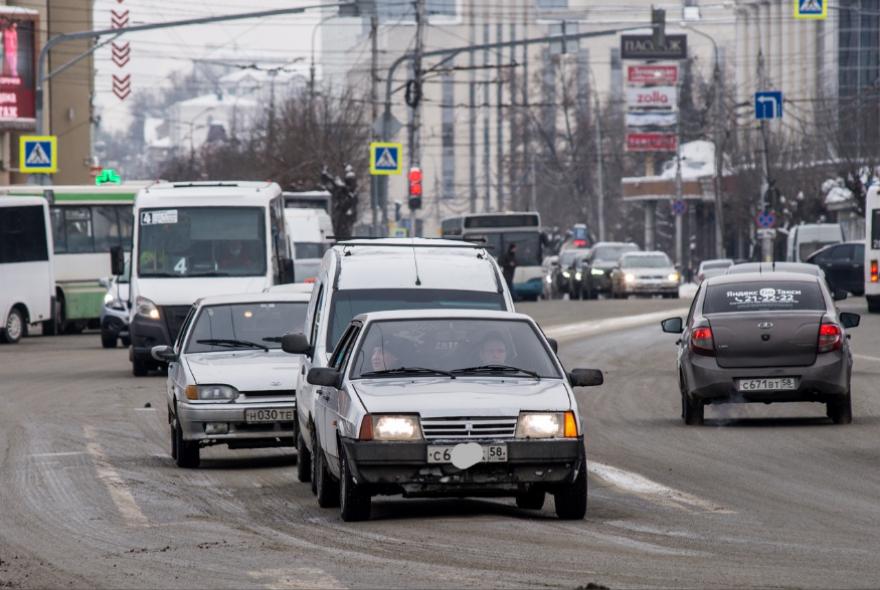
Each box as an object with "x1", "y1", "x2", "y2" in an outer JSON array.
[{"x1": 408, "y1": 167, "x2": 423, "y2": 197}]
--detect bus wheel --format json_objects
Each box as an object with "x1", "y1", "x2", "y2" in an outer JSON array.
[
  {"x1": 868, "y1": 296, "x2": 880, "y2": 313},
  {"x1": 1, "y1": 307, "x2": 25, "y2": 344}
]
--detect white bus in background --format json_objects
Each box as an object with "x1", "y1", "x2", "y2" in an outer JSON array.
[
  {"x1": 282, "y1": 191, "x2": 334, "y2": 283},
  {"x1": 864, "y1": 185, "x2": 880, "y2": 312},
  {"x1": 441, "y1": 212, "x2": 545, "y2": 301},
  {"x1": 786, "y1": 222, "x2": 845, "y2": 263},
  {"x1": 127, "y1": 181, "x2": 295, "y2": 376},
  {"x1": 0, "y1": 197, "x2": 54, "y2": 343}
]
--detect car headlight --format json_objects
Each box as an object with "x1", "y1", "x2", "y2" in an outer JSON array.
[
  {"x1": 575, "y1": 272, "x2": 582, "y2": 281},
  {"x1": 668, "y1": 272, "x2": 680, "y2": 282},
  {"x1": 562, "y1": 271, "x2": 571, "y2": 278},
  {"x1": 591, "y1": 268, "x2": 604, "y2": 276},
  {"x1": 185, "y1": 384, "x2": 238, "y2": 401},
  {"x1": 364, "y1": 415, "x2": 422, "y2": 441},
  {"x1": 546, "y1": 275, "x2": 552, "y2": 283},
  {"x1": 104, "y1": 292, "x2": 114, "y2": 305},
  {"x1": 625, "y1": 273, "x2": 636, "y2": 283},
  {"x1": 136, "y1": 296, "x2": 160, "y2": 320},
  {"x1": 515, "y1": 411, "x2": 578, "y2": 439}
]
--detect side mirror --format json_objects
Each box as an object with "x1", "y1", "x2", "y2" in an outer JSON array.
[
  {"x1": 110, "y1": 245, "x2": 124, "y2": 276},
  {"x1": 281, "y1": 332, "x2": 311, "y2": 355},
  {"x1": 840, "y1": 312, "x2": 860, "y2": 329},
  {"x1": 568, "y1": 368, "x2": 604, "y2": 387},
  {"x1": 281, "y1": 258, "x2": 295, "y2": 284},
  {"x1": 547, "y1": 338, "x2": 559, "y2": 354},
  {"x1": 832, "y1": 289, "x2": 848, "y2": 301},
  {"x1": 307, "y1": 367, "x2": 342, "y2": 388},
  {"x1": 151, "y1": 345, "x2": 176, "y2": 363},
  {"x1": 98, "y1": 277, "x2": 111, "y2": 289},
  {"x1": 661, "y1": 317, "x2": 684, "y2": 334}
]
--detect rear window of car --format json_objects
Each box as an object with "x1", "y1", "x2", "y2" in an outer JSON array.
[{"x1": 703, "y1": 281, "x2": 826, "y2": 313}]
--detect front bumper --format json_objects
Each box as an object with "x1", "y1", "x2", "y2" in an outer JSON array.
[
  {"x1": 685, "y1": 352, "x2": 850, "y2": 403},
  {"x1": 341, "y1": 437, "x2": 584, "y2": 497},
  {"x1": 130, "y1": 314, "x2": 171, "y2": 362},
  {"x1": 178, "y1": 400, "x2": 296, "y2": 446},
  {"x1": 514, "y1": 278, "x2": 544, "y2": 299},
  {"x1": 620, "y1": 281, "x2": 678, "y2": 295},
  {"x1": 588, "y1": 272, "x2": 612, "y2": 292}
]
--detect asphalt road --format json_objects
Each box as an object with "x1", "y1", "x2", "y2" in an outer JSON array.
[{"x1": 2, "y1": 295, "x2": 880, "y2": 589}]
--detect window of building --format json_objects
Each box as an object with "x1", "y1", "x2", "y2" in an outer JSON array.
[
  {"x1": 441, "y1": 71, "x2": 455, "y2": 199},
  {"x1": 536, "y1": 0, "x2": 568, "y2": 10},
  {"x1": 377, "y1": 0, "x2": 457, "y2": 21}
]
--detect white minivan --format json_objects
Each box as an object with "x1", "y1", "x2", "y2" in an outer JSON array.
[
  {"x1": 786, "y1": 223, "x2": 845, "y2": 263},
  {"x1": 280, "y1": 238, "x2": 516, "y2": 488},
  {"x1": 865, "y1": 185, "x2": 880, "y2": 312},
  {"x1": 124, "y1": 182, "x2": 295, "y2": 376},
  {"x1": 0, "y1": 196, "x2": 55, "y2": 343}
]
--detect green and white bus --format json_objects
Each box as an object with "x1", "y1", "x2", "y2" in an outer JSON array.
[{"x1": 1, "y1": 184, "x2": 150, "y2": 333}]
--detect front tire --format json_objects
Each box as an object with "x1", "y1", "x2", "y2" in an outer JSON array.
[
  {"x1": 554, "y1": 461, "x2": 587, "y2": 520},
  {"x1": 315, "y1": 437, "x2": 339, "y2": 508},
  {"x1": 868, "y1": 296, "x2": 880, "y2": 313},
  {"x1": 173, "y1": 417, "x2": 200, "y2": 468},
  {"x1": 515, "y1": 486, "x2": 545, "y2": 510},
  {"x1": 296, "y1": 430, "x2": 312, "y2": 483},
  {"x1": 827, "y1": 393, "x2": 853, "y2": 425},
  {"x1": 339, "y1": 448, "x2": 371, "y2": 521},
  {"x1": 132, "y1": 357, "x2": 149, "y2": 377},
  {"x1": 1, "y1": 307, "x2": 24, "y2": 344},
  {"x1": 101, "y1": 331, "x2": 117, "y2": 348},
  {"x1": 682, "y1": 393, "x2": 704, "y2": 426}
]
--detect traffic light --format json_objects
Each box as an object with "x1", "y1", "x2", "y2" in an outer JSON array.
[
  {"x1": 651, "y1": 7, "x2": 666, "y2": 47},
  {"x1": 408, "y1": 167, "x2": 422, "y2": 210}
]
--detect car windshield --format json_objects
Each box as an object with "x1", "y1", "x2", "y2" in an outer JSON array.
[
  {"x1": 799, "y1": 241, "x2": 835, "y2": 262},
  {"x1": 350, "y1": 318, "x2": 561, "y2": 379},
  {"x1": 137, "y1": 207, "x2": 266, "y2": 278},
  {"x1": 594, "y1": 245, "x2": 637, "y2": 262},
  {"x1": 328, "y1": 289, "x2": 506, "y2": 350},
  {"x1": 559, "y1": 251, "x2": 578, "y2": 266},
  {"x1": 622, "y1": 255, "x2": 671, "y2": 268},
  {"x1": 294, "y1": 242, "x2": 330, "y2": 259},
  {"x1": 186, "y1": 302, "x2": 308, "y2": 353},
  {"x1": 703, "y1": 281, "x2": 825, "y2": 314}
]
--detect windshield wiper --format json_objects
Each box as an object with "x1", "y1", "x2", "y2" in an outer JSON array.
[
  {"x1": 360, "y1": 366, "x2": 456, "y2": 379},
  {"x1": 187, "y1": 271, "x2": 231, "y2": 277},
  {"x1": 451, "y1": 364, "x2": 540, "y2": 379},
  {"x1": 262, "y1": 336, "x2": 283, "y2": 343},
  {"x1": 196, "y1": 338, "x2": 269, "y2": 352},
  {"x1": 139, "y1": 272, "x2": 180, "y2": 278}
]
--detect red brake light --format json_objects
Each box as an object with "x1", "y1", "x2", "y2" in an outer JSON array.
[
  {"x1": 871, "y1": 260, "x2": 878, "y2": 283},
  {"x1": 690, "y1": 326, "x2": 715, "y2": 356},
  {"x1": 304, "y1": 277, "x2": 316, "y2": 284},
  {"x1": 818, "y1": 323, "x2": 842, "y2": 353},
  {"x1": 574, "y1": 239, "x2": 587, "y2": 248}
]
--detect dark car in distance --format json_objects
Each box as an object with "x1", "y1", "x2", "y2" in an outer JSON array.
[
  {"x1": 806, "y1": 241, "x2": 865, "y2": 296},
  {"x1": 661, "y1": 272, "x2": 859, "y2": 426},
  {"x1": 581, "y1": 242, "x2": 640, "y2": 299}
]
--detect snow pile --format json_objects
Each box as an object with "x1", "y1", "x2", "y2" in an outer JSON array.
[{"x1": 659, "y1": 140, "x2": 716, "y2": 180}]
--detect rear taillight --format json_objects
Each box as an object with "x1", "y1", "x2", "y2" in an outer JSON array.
[
  {"x1": 690, "y1": 326, "x2": 715, "y2": 356},
  {"x1": 871, "y1": 260, "x2": 878, "y2": 283},
  {"x1": 818, "y1": 323, "x2": 842, "y2": 353}
]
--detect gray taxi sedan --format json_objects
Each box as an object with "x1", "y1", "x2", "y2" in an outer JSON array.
[{"x1": 661, "y1": 272, "x2": 859, "y2": 425}]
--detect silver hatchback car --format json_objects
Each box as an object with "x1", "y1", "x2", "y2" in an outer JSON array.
[{"x1": 661, "y1": 272, "x2": 859, "y2": 425}]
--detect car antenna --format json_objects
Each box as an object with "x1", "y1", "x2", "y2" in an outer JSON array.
[{"x1": 411, "y1": 237, "x2": 422, "y2": 286}]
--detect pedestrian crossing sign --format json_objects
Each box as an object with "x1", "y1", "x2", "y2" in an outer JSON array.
[
  {"x1": 19, "y1": 135, "x2": 58, "y2": 174},
  {"x1": 794, "y1": 0, "x2": 826, "y2": 19},
  {"x1": 370, "y1": 142, "x2": 403, "y2": 176}
]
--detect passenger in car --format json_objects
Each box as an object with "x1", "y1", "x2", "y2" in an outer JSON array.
[{"x1": 478, "y1": 332, "x2": 509, "y2": 365}]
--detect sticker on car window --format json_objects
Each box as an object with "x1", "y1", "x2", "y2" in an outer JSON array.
[
  {"x1": 724, "y1": 288, "x2": 801, "y2": 306},
  {"x1": 141, "y1": 210, "x2": 178, "y2": 225}
]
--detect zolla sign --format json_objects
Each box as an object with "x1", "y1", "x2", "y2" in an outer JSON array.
[{"x1": 621, "y1": 34, "x2": 687, "y2": 60}]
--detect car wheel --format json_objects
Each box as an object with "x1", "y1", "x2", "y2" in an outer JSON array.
[
  {"x1": 868, "y1": 296, "x2": 880, "y2": 313},
  {"x1": 827, "y1": 393, "x2": 853, "y2": 425},
  {"x1": 132, "y1": 357, "x2": 149, "y2": 377},
  {"x1": 121, "y1": 335, "x2": 132, "y2": 347},
  {"x1": 296, "y1": 430, "x2": 312, "y2": 483},
  {"x1": 101, "y1": 331, "x2": 117, "y2": 349},
  {"x1": 309, "y1": 426, "x2": 319, "y2": 495},
  {"x1": 553, "y1": 461, "x2": 587, "y2": 520},
  {"x1": 515, "y1": 486, "x2": 545, "y2": 510},
  {"x1": 682, "y1": 393, "x2": 704, "y2": 426},
  {"x1": 1, "y1": 307, "x2": 25, "y2": 344},
  {"x1": 173, "y1": 417, "x2": 200, "y2": 468},
  {"x1": 339, "y1": 448, "x2": 371, "y2": 522},
  {"x1": 314, "y1": 439, "x2": 340, "y2": 508}
]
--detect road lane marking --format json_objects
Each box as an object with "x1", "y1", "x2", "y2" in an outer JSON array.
[
  {"x1": 82, "y1": 425, "x2": 149, "y2": 527},
  {"x1": 543, "y1": 308, "x2": 689, "y2": 342},
  {"x1": 854, "y1": 354, "x2": 880, "y2": 363},
  {"x1": 248, "y1": 567, "x2": 343, "y2": 590},
  {"x1": 30, "y1": 451, "x2": 87, "y2": 458},
  {"x1": 589, "y1": 461, "x2": 734, "y2": 514}
]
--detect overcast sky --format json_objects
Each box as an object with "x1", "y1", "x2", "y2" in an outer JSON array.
[{"x1": 92, "y1": 0, "x2": 352, "y2": 132}]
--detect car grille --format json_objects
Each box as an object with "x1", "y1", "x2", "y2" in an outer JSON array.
[
  {"x1": 420, "y1": 416, "x2": 518, "y2": 441},
  {"x1": 640, "y1": 275, "x2": 666, "y2": 280},
  {"x1": 241, "y1": 390, "x2": 296, "y2": 398},
  {"x1": 162, "y1": 306, "x2": 191, "y2": 341}
]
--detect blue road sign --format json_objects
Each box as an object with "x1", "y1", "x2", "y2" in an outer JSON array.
[
  {"x1": 755, "y1": 91, "x2": 783, "y2": 120},
  {"x1": 671, "y1": 200, "x2": 687, "y2": 216},
  {"x1": 19, "y1": 135, "x2": 58, "y2": 174},
  {"x1": 370, "y1": 142, "x2": 403, "y2": 176},
  {"x1": 795, "y1": 0, "x2": 826, "y2": 19},
  {"x1": 756, "y1": 210, "x2": 777, "y2": 229}
]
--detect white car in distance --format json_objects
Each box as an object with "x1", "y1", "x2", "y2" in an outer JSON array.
[
  {"x1": 152, "y1": 291, "x2": 311, "y2": 468},
  {"x1": 284, "y1": 309, "x2": 603, "y2": 521}
]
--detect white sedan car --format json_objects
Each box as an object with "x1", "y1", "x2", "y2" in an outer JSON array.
[
  {"x1": 283, "y1": 309, "x2": 603, "y2": 521},
  {"x1": 152, "y1": 291, "x2": 311, "y2": 468}
]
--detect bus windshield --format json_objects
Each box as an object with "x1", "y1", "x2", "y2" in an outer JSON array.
[{"x1": 137, "y1": 207, "x2": 266, "y2": 278}]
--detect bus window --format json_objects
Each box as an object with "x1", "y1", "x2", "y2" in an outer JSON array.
[
  {"x1": 65, "y1": 208, "x2": 94, "y2": 253},
  {"x1": 872, "y1": 210, "x2": 880, "y2": 249},
  {"x1": 0, "y1": 205, "x2": 49, "y2": 263}
]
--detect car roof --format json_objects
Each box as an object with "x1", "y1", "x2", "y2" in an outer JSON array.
[
  {"x1": 592, "y1": 241, "x2": 638, "y2": 248},
  {"x1": 622, "y1": 250, "x2": 668, "y2": 257},
  {"x1": 353, "y1": 309, "x2": 536, "y2": 323},
  {"x1": 197, "y1": 291, "x2": 313, "y2": 306},
  {"x1": 728, "y1": 262, "x2": 821, "y2": 275},
  {"x1": 263, "y1": 283, "x2": 315, "y2": 294},
  {"x1": 704, "y1": 271, "x2": 821, "y2": 286},
  {"x1": 332, "y1": 239, "x2": 501, "y2": 292}
]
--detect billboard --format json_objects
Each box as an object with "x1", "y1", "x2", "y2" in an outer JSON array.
[
  {"x1": 626, "y1": 132, "x2": 677, "y2": 152},
  {"x1": 0, "y1": 10, "x2": 37, "y2": 130},
  {"x1": 621, "y1": 34, "x2": 687, "y2": 60}
]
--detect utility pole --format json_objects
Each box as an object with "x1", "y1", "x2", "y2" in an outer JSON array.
[
  {"x1": 468, "y1": 14, "x2": 477, "y2": 214},
  {"x1": 594, "y1": 91, "x2": 605, "y2": 241},
  {"x1": 757, "y1": 50, "x2": 773, "y2": 262},
  {"x1": 674, "y1": 118, "x2": 683, "y2": 267},
  {"x1": 496, "y1": 23, "x2": 504, "y2": 212},
  {"x1": 409, "y1": 0, "x2": 426, "y2": 236},
  {"x1": 370, "y1": 14, "x2": 380, "y2": 235}
]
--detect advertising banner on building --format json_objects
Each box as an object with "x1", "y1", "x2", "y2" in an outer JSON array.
[
  {"x1": 0, "y1": 10, "x2": 37, "y2": 130},
  {"x1": 627, "y1": 64, "x2": 678, "y2": 85},
  {"x1": 626, "y1": 86, "x2": 678, "y2": 110},
  {"x1": 625, "y1": 112, "x2": 678, "y2": 127},
  {"x1": 621, "y1": 34, "x2": 687, "y2": 60},
  {"x1": 626, "y1": 132, "x2": 678, "y2": 152}
]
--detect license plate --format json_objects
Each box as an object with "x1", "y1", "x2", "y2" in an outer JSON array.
[
  {"x1": 426, "y1": 444, "x2": 508, "y2": 464},
  {"x1": 736, "y1": 377, "x2": 799, "y2": 392},
  {"x1": 244, "y1": 408, "x2": 294, "y2": 423}
]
